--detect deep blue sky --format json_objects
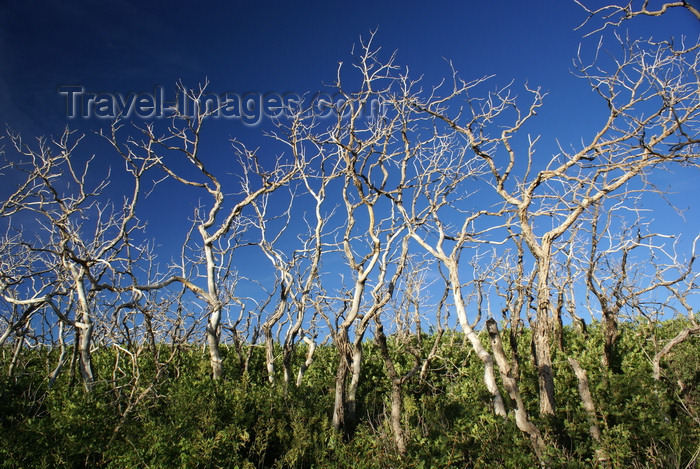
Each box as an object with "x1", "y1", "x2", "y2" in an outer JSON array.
[
  {"x1": 1, "y1": 0, "x2": 583, "y2": 131},
  {"x1": 1, "y1": 0, "x2": 699, "y2": 296},
  {"x1": 2, "y1": 0, "x2": 694, "y2": 135}
]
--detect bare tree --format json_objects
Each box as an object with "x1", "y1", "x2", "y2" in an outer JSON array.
[
  {"x1": 248, "y1": 136, "x2": 338, "y2": 386},
  {"x1": 575, "y1": 0, "x2": 700, "y2": 36},
  {"x1": 294, "y1": 33, "x2": 512, "y2": 423},
  {"x1": 372, "y1": 256, "x2": 439, "y2": 455},
  {"x1": 388, "y1": 116, "x2": 509, "y2": 418},
  {"x1": 251, "y1": 189, "x2": 296, "y2": 385},
  {"x1": 327, "y1": 176, "x2": 406, "y2": 434},
  {"x1": 1, "y1": 127, "x2": 159, "y2": 390},
  {"x1": 486, "y1": 318, "x2": 547, "y2": 459},
  {"x1": 119, "y1": 83, "x2": 302, "y2": 379},
  {"x1": 0, "y1": 233, "x2": 48, "y2": 349},
  {"x1": 282, "y1": 144, "x2": 341, "y2": 386},
  {"x1": 276, "y1": 36, "x2": 415, "y2": 433},
  {"x1": 585, "y1": 201, "x2": 698, "y2": 373},
  {"x1": 567, "y1": 356, "x2": 609, "y2": 464},
  {"x1": 404, "y1": 23, "x2": 700, "y2": 413}
]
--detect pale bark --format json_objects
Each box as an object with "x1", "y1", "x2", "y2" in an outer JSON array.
[
  {"x1": 346, "y1": 341, "x2": 364, "y2": 427},
  {"x1": 332, "y1": 353, "x2": 350, "y2": 432},
  {"x1": 414, "y1": 29, "x2": 700, "y2": 418},
  {"x1": 533, "y1": 260, "x2": 556, "y2": 416},
  {"x1": 0, "y1": 302, "x2": 42, "y2": 348},
  {"x1": 295, "y1": 335, "x2": 317, "y2": 387},
  {"x1": 448, "y1": 262, "x2": 507, "y2": 417},
  {"x1": 377, "y1": 340, "x2": 408, "y2": 454},
  {"x1": 568, "y1": 357, "x2": 609, "y2": 464},
  {"x1": 374, "y1": 317, "x2": 422, "y2": 455},
  {"x1": 330, "y1": 126, "x2": 387, "y2": 433},
  {"x1": 575, "y1": 0, "x2": 700, "y2": 37},
  {"x1": 486, "y1": 319, "x2": 547, "y2": 460},
  {"x1": 48, "y1": 321, "x2": 69, "y2": 389},
  {"x1": 332, "y1": 282, "x2": 369, "y2": 433},
  {"x1": 7, "y1": 334, "x2": 24, "y2": 378},
  {"x1": 1, "y1": 126, "x2": 161, "y2": 390},
  {"x1": 262, "y1": 286, "x2": 289, "y2": 384},
  {"x1": 388, "y1": 381, "x2": 406, "y2": 454},
  {"x1": 653, "y1": 326, "x2": 700, "y2": 381},
  {"x1": 72, "y1": 267, "x2": 95, "y2": 389},
  {"x1": 130, "y1": 85, "x2": 301, "y2": 379},
  {"x1": 202, "y1": 237, "x2": 224, "y2": 380},
  {"x1": 587, "y1": 211, "x2": 698, "y2": 375}
]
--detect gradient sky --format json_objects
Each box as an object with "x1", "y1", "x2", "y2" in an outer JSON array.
[
  {"x1": 1, "y1": 0, "x2": 596, "y2": 132},
  {"x1": 2, "y1": 1, "x2": 695, "y2": 133},
  {"x1": 1, "y1": 0, "x2": 699, "y2": 320}
]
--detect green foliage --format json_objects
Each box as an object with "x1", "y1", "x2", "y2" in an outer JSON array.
[{"x1": 0, "y1": 319, "x2": 698, "y2": 467}]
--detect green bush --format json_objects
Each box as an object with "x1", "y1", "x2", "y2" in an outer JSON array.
[{"x1": 1, "y1": 320, "x2": 698, "y2": 467}]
